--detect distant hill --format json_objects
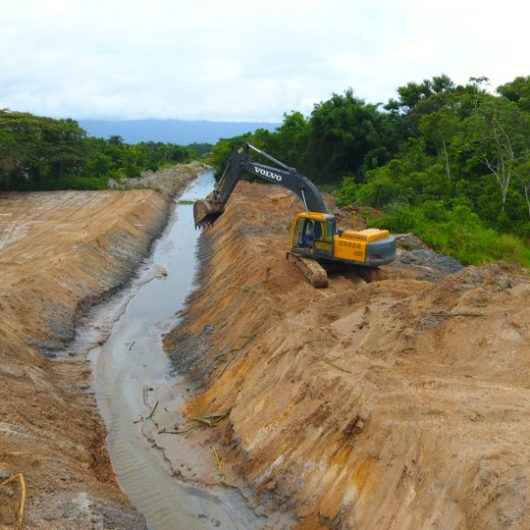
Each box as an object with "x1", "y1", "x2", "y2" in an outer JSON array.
[{"x1": 79, "y1": 119, "x2": 279, "y2": 145}]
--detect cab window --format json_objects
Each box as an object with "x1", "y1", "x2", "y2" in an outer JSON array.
[{"x1": 301, "y1": 220, "x2": 315, "y2": 247}]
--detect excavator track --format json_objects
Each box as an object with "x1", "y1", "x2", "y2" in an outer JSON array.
[{"x1": 287, "y1": 252, "x2": 328, "y2": 288}]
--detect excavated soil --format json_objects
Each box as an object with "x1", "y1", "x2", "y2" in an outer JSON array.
[
  {"x1": 0, "y1": 166, "x2": 198, "y2": 529},
  {"x1": 165, "y1": 181, "x2": 530, "y2": 530},
  {"x1": 109, "y1": 161, "x2": 209, "y2": 194}
]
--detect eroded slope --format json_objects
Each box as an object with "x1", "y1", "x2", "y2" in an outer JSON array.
[
  {"x1": 166, "y1": 181, "x2": 530, "y2": 530},
  {"x1": 0, "y1": 189, "x2": 172, "y2": 529}
]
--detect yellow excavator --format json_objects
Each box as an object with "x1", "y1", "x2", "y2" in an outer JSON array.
[{"x1": 193, "y1": 143, "x2": 396, "y2": 287}]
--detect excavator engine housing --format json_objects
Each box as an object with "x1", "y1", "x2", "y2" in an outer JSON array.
[{"x1": 289, "y1": 212, "x2": 395, "y2": 268}]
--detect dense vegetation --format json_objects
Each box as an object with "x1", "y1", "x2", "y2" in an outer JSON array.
[
  {"x1": 2, "y1": 76, "x2": 529, "y2": 267},
  {"x1": 0, "y1": 110, "x2": 209, "y2": 190},
  {"x1": 210, "y1": 75, "x2": 530, "y2": 267}
]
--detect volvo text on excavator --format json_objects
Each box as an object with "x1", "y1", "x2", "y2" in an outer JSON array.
[{"x1": 193, "y1": 143, "x2": 396, "y2": 287}]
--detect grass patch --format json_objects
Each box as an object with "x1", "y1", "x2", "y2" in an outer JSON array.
[
  {"x1": 369, "y1": 201, "x2": 530, "y2": 269},
  {"x1": 13, "y1": 175, "x2": 108, "y2": 191}
]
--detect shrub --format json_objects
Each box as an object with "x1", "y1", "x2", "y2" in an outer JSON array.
[
  {"x1": 15, "y1": 175, "x2": 108, "y2": 191},
  {"x1": 336, "y1": 176, "x2": 357, "y2": 207},
  {"x1": 369, "y1": 202, "x2": 530, "y2": 268}
]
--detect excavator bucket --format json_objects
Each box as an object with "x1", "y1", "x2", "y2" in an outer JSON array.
[{"x1": 193, "y1": 198, "x2": 224, "y2": 228}]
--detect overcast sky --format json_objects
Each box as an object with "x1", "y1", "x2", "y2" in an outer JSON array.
[{"x1": 2, "y1": 0, "x2": 529, "y2": 122}]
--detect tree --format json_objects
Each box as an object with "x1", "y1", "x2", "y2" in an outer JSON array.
[
  {"x1": 336, "y1": 75, "x2": 530, "y2": 242},
  {"x1": 516, "y1": 158, "x2": 530, "y2": 218},
  {"x1": 0, "y1": 110, "x2": 195, "y2": 190},
  {"x1": 497, "y1": 76, "x2": 530, "y2": 112},
  {"x1": 473, "y1": 96, "x2": 530, "y2": 212},
  {"x1": 419, "y1": 107, "x2": 459, "y2": 180},
  {"x1": 308, "y1": 89, "x2": 399, "y2": 181},
  {"x1": 385, "y1": 74, "x2": 456, "y2": 115},
  {"x1": 0, "y1": 110, "x2": 86, "y2": 187},
  {"x1": 273, "y1": 111, "x2": 310, "y2": 170}
]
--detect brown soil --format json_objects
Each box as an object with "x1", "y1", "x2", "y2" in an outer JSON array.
[
  {"x1": 0, "y1": 165, "x2": 199, "y2": 529},
  {"x1": 165, "y1": 181, "x2": 530, "y2": 530},
  {"x1": 109, "y1": 161, "x2": 209, "y2": 194}
]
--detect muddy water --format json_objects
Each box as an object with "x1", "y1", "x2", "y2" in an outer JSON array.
[{"x1": 69, "y1": 172, "x2": 279, "y2": 530}]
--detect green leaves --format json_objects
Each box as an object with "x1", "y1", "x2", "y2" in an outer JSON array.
[
  {"x1": 0, "y1": 110, "x2": 198, "y2": 190},
  {"x1": 370, "y1": 201, "x2": 530, "y2": 267},
  {"x1": 324, "y1": 76, "x2": 530, "y2": 267},
  {"x1": 0, "y1": 110, "x2": 87, "y2": 187},
  {"x1": 307, "y1": 90, "x2": 398, "y2": 181},
  {"x1": 498, "y1": 76, "x2": 530, "y2": 112}
]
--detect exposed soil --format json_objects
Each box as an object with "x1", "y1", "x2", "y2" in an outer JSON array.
[
  {"x1": 0, "y1": 164, "x2": 200, "y2": 529},
  {"x1": 109, "y1": 161, "x2": 209, "y2": 194},
  {"x1": 165, "y1": 181, "x2": 530, "y2": 530}
]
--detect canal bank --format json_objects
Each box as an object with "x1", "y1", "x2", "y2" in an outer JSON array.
[
  {"x1": 0, "y1": 163, "x2": 197, "y2": 529},
  {"x1": 163, "y1": 179, "x2": 530, "y2": 530}
]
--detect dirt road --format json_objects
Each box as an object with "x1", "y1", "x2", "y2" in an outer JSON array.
[
  {"x1": 0, "y1": 165, "x2": 199, "y2": 528},
  {"x1": 165, "y1": 181, "x2": 530, "y2": 530}
]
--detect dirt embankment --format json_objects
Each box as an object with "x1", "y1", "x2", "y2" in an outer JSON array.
[
  {"x1": 109, "y1": 161, "x2": 209, "y2": 194},
  {"x1": 165, "y1": 181, "x2": 530, "y2": 530},
  {"x1": 0, "y1": 165, "x2": 199, "y2": 529}
]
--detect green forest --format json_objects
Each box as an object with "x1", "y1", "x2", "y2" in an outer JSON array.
[
  {"x1": 210, "y1": 75, "x2": 530, "y2": 267},
  {"x1": 0, "y1": 110, "x2": 205, "y2": 191}
]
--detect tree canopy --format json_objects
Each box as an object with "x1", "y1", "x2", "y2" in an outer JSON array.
[{"x1": 0, "y1": 110, "x2": 209, "y2": 190}]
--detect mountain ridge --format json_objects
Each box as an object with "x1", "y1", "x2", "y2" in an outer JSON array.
[{"x1": 79, "y1": 118, "x2": 279, "y2": 145}]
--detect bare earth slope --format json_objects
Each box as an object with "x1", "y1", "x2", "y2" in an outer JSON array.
[
  {"x1": 0, "y1": 180, "x2": 183, "y2": 528},
  {"x1": 165, "y1": 181, "x2": 530, "y2": 530}
]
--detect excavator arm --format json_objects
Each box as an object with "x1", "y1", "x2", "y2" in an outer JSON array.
[{"x1": 194, "y1": 143, "x2": 327, "y2": 228}]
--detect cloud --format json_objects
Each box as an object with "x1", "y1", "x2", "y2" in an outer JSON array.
[{"x1": 1, "y1": 0, "x2": 528, "y2": 121}]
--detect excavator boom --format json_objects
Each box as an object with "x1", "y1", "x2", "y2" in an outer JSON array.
[{"x1": 194, "y1": 143, "x2": 326, "y2": 228}]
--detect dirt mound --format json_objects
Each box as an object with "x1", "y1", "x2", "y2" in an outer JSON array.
[
  {"x1": 166, "y1": 181, "x2": 530, "y2": 530},
  {"x1": 109, "y1": 161, "x2": 209, "y2": 194}
]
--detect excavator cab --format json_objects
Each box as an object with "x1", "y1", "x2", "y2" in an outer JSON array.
[{"x1": 290, "y1": 212, "x2": 335, "y2": 258}]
